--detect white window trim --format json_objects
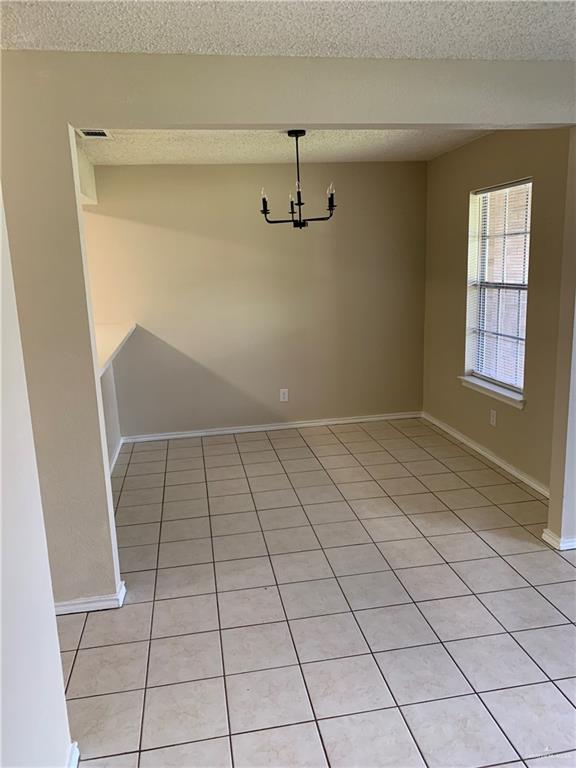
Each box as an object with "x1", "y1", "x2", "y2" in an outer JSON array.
[
  {"x1": 458, "y1": 374, "x2": 525, "y2": 409},
  {"x1": 464, "y1": 178, "x2": 532, "y2": 395}
]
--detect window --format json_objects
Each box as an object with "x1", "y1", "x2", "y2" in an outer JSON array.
[{"x1": 465, "y1": 179, "x2": 532, "y2": 394}]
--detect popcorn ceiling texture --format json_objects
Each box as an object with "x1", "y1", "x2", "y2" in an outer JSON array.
[
  {"x1": 78, "y1": 128, "x2": 488, "y2": 165},
  {"x1": 2, "y1": 1, "x2": 575, "y2": 61}
]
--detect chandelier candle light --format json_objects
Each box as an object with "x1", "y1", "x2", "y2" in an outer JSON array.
[{"x1": 260, "y1": 130, "x2": 337, "y2": 229}]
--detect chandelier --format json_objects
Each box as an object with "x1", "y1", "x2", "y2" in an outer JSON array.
[{"x1": 260, "y1": 130, "x2": 337, "y2": 229}]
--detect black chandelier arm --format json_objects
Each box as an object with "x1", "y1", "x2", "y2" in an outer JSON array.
[
  {"x1": 302, "y1": 208, "x2": 336, "y2": 223},
  {"x1": 262, "y1": 212, "x2": 296, "y2": 225},
  {"x1": 261, "y1": 205, "x2": 335, "y2": 226}
]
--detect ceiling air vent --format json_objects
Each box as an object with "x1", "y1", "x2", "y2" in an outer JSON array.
[{"x1": 78, "y1": 128, "x2": 110, "y2": 138}]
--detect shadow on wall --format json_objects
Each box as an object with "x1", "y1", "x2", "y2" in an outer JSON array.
[{"x1": 114, "y1": 325, "x2": 280, "y2": 436}]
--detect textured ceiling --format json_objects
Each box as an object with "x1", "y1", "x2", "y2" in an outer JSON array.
[
  {"x1": 77, "y1": 128, "x2": 488, "y2": 165},
  {"x1": 2, "y1": 1, "x2": 575, "y2": 60}
]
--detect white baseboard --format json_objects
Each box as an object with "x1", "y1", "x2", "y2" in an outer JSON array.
[
  {"x1": 55, "y1": 580, "x2": 126, "y2": 615},
  {"x1": 67, "y1": 742, "x2": 80, "y2": 768},
  {"x1": 109, "y1": 439, "x2": 123, "y2": 472},
  {"x1": 542, "y1": 528, "x2": 576, "y2": 551},
  {"x1": 122, "y1": 411, "x2": 423, "y2": 443},
  {"x1": 422, "y1": 412, "x2": 550, "y2": 498},
  {"x1": 119, "y1": 409, "x2": 550, "y2": 500}
]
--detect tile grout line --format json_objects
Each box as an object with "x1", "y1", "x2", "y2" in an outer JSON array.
[
  {"x1": 331, "y1": 421, "x2": 575, "y2": 750},
  {"x1": 107, "y1": 571, "x2": 576, "y2": 603},
  {"x1": 64, "y1": 442, "x2": 135, "y2": 723},
  {"x1": 318, "y1": 425, "x2": 530, "y2": 765},
  {"x1": 135, "y1": 439, "x2": 168, "y2": 766},
  {"x1": 118, "y1": 535, "x2": 566, "y2": 571},
  {"x1": 65, "y1": 445, "x2": 135, "y2": 701},
  {"x1": 66, "y1": 611, "x2": 573, "y2": 654},
  {"x1": 66, "y1": 664, "x2": 575, "y2": 705},
  {"x1": 321, "y1": 424, "x2": 555, "y2": 756},
  {"x1": 233, "y1": 432, "x2": 334, "y2": 768},
  {"x1": 341, "y1": 423, "x2": 576, "y2": 735},
  {"x1": 434, "y1": 551, "x2": 576, "y2": 710},
  {"x1": 275, "y1": 428, "x2": 435, "y2": 768},
  {"x1": 112, "y1": 440, "x2": 133, "y2": 520},
  {"x1": 201, "y1": 436, "x2": 236, "y2": 768},
  {"x1": 405, "y1": 447, "x2": 576, "y2": 627},
  {"x1": 346, "y1": 423, "x2": 573, "y2": 625},
  {"x1": 62, "y1": 611, "x2": 89, "y2": 700}
]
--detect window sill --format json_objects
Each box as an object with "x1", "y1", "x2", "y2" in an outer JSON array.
[{"x1": 458, "y1": 375, "x2": 526, "y2": 410}]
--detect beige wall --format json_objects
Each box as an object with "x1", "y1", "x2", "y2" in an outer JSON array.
[
  {"x1": 1, "y1": 117, "x2": 122, "y2": 606},
  {"x1": 84, "y1": 162, "x2": 426, "y2": 434},
  {"x1": 547, "y1": 126, "x2": 576, "y2": 543},
  {"x1": 1, "y1": 198, "x2": 72, "y2": 767},
  {"x1": 77, "y1": 147, "x2": 98, "y2": 204},
  {"x1": 100, "y1": 363, "x2": 122, "y2": 465},
  {"x1": 423, "y1": 128, "x2": 571, "y2": 488}
]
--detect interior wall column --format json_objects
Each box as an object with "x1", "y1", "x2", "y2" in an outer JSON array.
[
  {"x1": 1, "y1": 113, "x2": 122, "y2": 610},
  {"x1": 1, "y1": 195, "x2": 76, "y2": 767},
  {"x1": 545, "y1": 126, "x2": 576, "y2": 550}
]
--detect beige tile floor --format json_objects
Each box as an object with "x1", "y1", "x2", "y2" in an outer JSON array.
[{"x1": 58, "y1": 418, "x2": 576, "y2": 768}]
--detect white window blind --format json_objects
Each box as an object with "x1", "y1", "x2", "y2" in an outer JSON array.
[{"x1": 465, "y1": 180, "x2": 532, "y2": 392}]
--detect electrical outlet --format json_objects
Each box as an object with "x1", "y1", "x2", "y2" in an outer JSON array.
[
  {"x1": 279, "y1": 388, "x2": 289, "y2": 402},
  {"x1": 489, "y1": 408, "x2": 497, "y2": 427}
]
